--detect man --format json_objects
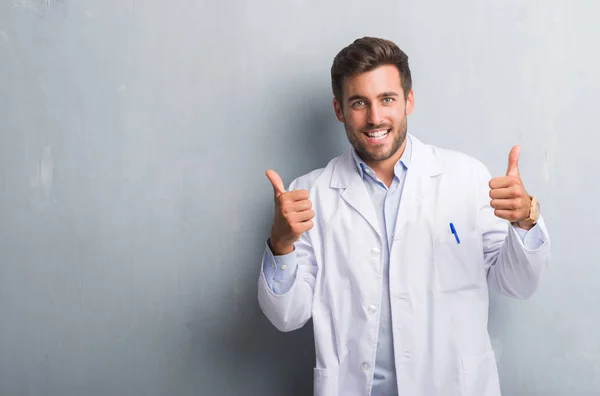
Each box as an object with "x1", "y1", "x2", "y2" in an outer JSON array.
[{"x1": 258, "y1": 37, "x2": 550, "y2": 396}]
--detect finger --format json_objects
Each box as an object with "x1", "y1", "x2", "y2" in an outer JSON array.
[
  {"x1": 281, "y1": 189, "x2": 310, "y2": 202},
  {"x1": 494, "y1": 209, "x2": 521, "y2": 222},
  {"x1": 289, "y1": 209, "x2": 315, "y2": 223},
  {"x1": 281, "y1": 199, "x2": 312, "y2": 214},
  {"x1": 292, "y1": 200, "x2": 312, "y2": 212},
  {"x1": 490, "y1": 198, "x2": 519, "y2": 210},
  {"x1": 489, "y1": 176, "x2": 514, "y2": 190},
  {"x1": 266, "y1": 170, "x2": 286, "y2": 197},
  {"x1": 506, "y1": 145, "x2": 521, "y2": 177},
  {"x1": 489, "y1": 187, "x2": 519, "y2": 199},
  {"x1": 291, "y1": 220, "x2": 314, "y2": 235}
]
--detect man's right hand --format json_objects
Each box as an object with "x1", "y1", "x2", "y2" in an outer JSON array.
[{"x1": 265, "y1": 170, "x2": 315, "y2": 256}]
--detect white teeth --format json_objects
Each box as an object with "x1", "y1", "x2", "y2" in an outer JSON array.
[{"x1": 366, "y1": 130, "x2": 389, "y2": 140}]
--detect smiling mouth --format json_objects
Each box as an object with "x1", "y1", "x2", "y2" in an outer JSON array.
[{"x1": 364, "y1": 129, "x2": 390, "y2": 141}]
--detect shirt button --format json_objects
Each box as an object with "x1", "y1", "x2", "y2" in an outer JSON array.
[
  {"x1": 370, "y1": 248, "x2": 380, "y2": 257},
  {"x1": 281, "y1": 264, "x2": 287, "y2": 270},
  {"x1": 361, "y1": 362, "x2": 370, "y2": 371},
  {"x1": 367, "y1": 305, "x2": 377, "y2": 314},
  {"x1": 271, "y1": 262, "x2": 276, "y2": 268}
]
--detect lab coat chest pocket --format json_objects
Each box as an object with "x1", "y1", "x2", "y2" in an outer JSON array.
[{"x1": 433, "y1": 227, "x2": 485, "y2": 293}]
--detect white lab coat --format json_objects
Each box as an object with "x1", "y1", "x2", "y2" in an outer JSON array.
[{"x1": 258, "y1": 134, "x2": 550, "y2": 396}]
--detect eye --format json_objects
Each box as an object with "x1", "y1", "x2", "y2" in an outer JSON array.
[
  {"x1": 382, "y1": 97, "x2": 395, "y2": 104},
  {"x1": 351, "y1": 100, "x2": 366, "y2": 108}
]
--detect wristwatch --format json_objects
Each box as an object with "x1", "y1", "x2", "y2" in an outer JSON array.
[{"x1": 522, "y1": 195, "x2": 540, "y2": 224}]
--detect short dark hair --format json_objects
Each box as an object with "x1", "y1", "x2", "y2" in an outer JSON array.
[{"x1": 331, "y1": 37, "x2": 412, "y2": 103}]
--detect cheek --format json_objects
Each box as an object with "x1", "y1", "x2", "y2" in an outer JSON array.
[
  {"x1": 389, "y1": 112, "x2": 407, "y2": 126},
  {"x1": 345, "y1": 111, "x2": 366, "y2": 130},
  {"x1": 387, "y1": 106, "x2": 405, "y2": 119}
]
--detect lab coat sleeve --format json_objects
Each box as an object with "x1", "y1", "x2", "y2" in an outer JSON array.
[
  {"x1": 477, "y1": 163, "x2": 551, "y2": 299},
  {"x1": 257, "y1": 179, "x2": 318, "y2": 332}
]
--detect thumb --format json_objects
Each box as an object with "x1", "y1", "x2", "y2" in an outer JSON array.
[
  {"x1": 506, "y1": 145, "x2": 521, "y2": 177},
  {"x1": 265, "y1": 170, "x2": 286, "y2": 197}
]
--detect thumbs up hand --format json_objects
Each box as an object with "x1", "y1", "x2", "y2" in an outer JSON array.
[
  {"x1": 265, "y1": 170, "x2": 315, "y2": 255},
  {"x1": 488, "y1": 146, "x2": 534, "y2": 229}
]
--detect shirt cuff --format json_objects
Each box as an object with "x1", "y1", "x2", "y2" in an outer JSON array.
[
  {"x1": 262, "y1": 239, "x2": 300, "y2": 294},
  {"x1": 512, "y1": 221, "x2": 546, "y2": 250}
]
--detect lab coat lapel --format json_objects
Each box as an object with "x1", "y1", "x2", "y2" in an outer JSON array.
[
  {"x1": 330, "y1": 149, "x2": 382, "y2": 241},
  {"x1": 393, "y1": 135, "x2": 444, "y2": 239}
]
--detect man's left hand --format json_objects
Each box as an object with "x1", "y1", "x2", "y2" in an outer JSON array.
[{"x1": 488, "y1": 146, "x2": 534, "y2": 230}]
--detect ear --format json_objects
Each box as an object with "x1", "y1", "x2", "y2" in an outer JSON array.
[
  {"x1": 333, "y1": 97, "x2": 344, "y2": 123},
  {"x1": 405, "y1": 89, "x2": 415, "y2": 116}
]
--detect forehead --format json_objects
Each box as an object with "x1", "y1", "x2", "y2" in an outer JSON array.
[{"x1": 342, "y1": 65, "x2": 404, "y2": 99}]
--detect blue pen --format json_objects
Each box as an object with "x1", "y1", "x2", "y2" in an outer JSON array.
[{"x1": 449, "y1": 223, "x2": 460, "y2": 244}]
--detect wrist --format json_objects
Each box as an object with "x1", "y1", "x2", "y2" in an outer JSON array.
[
  {"x1": 515, "y1": 195, "x2": 540, "y2": 230},
  {"x1": 268, "y1": 237, "x2": 294, "y2": 256},
  {"x1": 515, "y1": 219, "x2": 535, "y2": 230}
]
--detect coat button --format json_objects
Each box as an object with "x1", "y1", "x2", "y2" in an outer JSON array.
[
  {"x1": 361, "y1": 362, "x2": 370, "y2": 371},
  {"x1": 367, "y1": 305, "x2": 377, "y2": 314},
  {"x1": 370, "y1": 248, "x2": 380, "y2": 257}
]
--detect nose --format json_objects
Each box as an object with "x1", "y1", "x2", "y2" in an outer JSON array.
[{"x1": 367, "y1": 103, "x2": 383, "y2": 125}]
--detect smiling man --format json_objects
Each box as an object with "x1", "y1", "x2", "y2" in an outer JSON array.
[{"x1": 258, "y1": 37, "x2": 550, "y2": 396}]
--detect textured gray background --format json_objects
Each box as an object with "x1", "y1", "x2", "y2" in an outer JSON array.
[{"x1": 0, "y1": 0, "x2": 597, "y2": 395}]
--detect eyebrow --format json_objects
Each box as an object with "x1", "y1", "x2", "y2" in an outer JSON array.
[{"x1": 346, "y1": 91, "x2": 400, "y2": 103}]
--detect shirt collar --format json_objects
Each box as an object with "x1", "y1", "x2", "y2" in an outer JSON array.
[{"x1": 351, "y1": 135, "x2": 412, "y2": 178}]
